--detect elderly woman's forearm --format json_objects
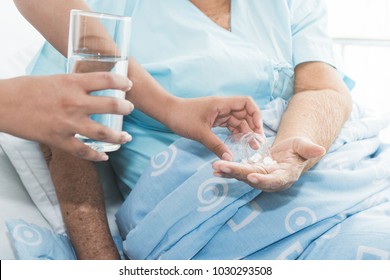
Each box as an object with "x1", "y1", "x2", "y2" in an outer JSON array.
[
  {"x1": 274, "y1": 89, "x2": 352, "y2": 165},
  {"x1": 46, "y1": 147, "x2": 120, "y2": 259}
]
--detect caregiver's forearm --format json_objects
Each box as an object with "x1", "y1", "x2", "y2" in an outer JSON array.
[
  {"x1": 274, "y1": 88, "x2": 352, "y2": 170},
  {"x1": 125, "y1": 57, "x2": 178, "y2": 123},
  {"x1": 14, "y1": 0, "x2": 178, "y2": 125},
  {"x1": 14, "y1": 0, "x2": 90, "y2": 56}
]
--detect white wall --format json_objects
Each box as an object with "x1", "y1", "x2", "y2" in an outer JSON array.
[
  {"x1": 0, "y1": 0, "x2": 44, "y2": 78},
  {"x1": 326, "y1": 0, "x2": 390, "y2": 141},
  {"x1": 326, "y1": 0, "x2": 390, "y2": 114}
]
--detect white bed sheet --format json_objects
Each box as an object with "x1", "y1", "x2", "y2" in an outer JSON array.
[
  {"x1": 0, "y1": 1, "x2": 45, "y2": 259},
  {"x1": 0, "y1": 146, "x2": 50, "y2": 259}
]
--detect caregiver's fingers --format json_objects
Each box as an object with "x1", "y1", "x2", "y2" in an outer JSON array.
[
  {"x1": 217, "y1": 96, "x2": 263, "y2": 133},
  {"x1": 242, "y1": 97, "x2": 263, "y2": 134},
  {"x1": 59, "y1": 137, "x2": 109, "y2": 162},
  {"x1": 77, "y1": 72, "x2": 133, "y2": 93},
  {"x1": 77, "y1": 118, "x2": 132, "y2": 145},
  {"x1": 231, "y1": 119, "x2": 253, "y2": 134},
  {"x1": 84, "y1": 96, "x2": 134, "y2": 115},
  {"x1": 200, "y1": 132, "x2": 233, "y2": 161},
  {"x1": 231, "y1": 106, "x2": 263, "y2": 134},
  {"x1": 40, "y1": 135, "x2": 111, "y2": 163}
]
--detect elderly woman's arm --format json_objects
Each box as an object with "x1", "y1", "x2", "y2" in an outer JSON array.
[
  {"x1": 213, "y1": 62, "x2": 353, "y2": 191},
  {"x1": 41, "y1": 146, "x2": 121, "y2": 259}
]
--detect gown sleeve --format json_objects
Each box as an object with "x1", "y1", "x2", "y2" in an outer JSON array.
[{"x1": 289, "y1": 0, "x2": 336, "y2": 68}]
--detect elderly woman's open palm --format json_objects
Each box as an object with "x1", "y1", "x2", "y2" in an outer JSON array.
[{"x1": 213, "y1": 136, "x2": 326, "y2": 192}]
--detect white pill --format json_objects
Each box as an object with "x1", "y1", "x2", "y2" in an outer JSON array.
[{"x1": 263, "y1": 156, "x2": 275, "y2": 165}]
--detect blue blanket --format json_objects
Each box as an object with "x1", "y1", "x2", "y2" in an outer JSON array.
[
  {"x1": 6, "y1": 99, "x2": 390, "y2": 260},
  {"x1": 116, "y1": 98, "x2": 390, "y2": 260}
]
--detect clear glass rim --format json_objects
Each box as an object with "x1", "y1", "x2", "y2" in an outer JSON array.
[{"x1": 70, "y1": 9, "x2": 131, "y2": 22}]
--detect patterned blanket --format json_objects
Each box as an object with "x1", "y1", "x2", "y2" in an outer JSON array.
[{"x1": 116, "y1": 98, "x2": 390, "y2": 260}]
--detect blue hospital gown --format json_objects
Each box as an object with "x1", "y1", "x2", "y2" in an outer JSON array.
[{"x1": 106, "y1": 0, "x2": 337, "y2": 196}]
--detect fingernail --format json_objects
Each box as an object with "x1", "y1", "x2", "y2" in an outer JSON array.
[
  {"x1": 222, "y1": 152, "x2": 232, "y2": 161},
  {"x1": 220, "y1": 166, "x2": 231, "y2": 173},
  {"x1": 126, "y1": 100, "x2": 134, "y2": 112},
  {"x1": 213, "y1": 172, "x2": 222, "y2": 177},
  {"x1": 121, "y1": 131, "x2": 132, "y2": 143},
  {"x1": 126, "y1": 79, "x2": 133, "y2": 91},
  {"x1": 100, "y1": 153, "x2": 109, "y2": 161},
  {"x1": 248, "y1": 176, "x2": 258, "y2": 184}
]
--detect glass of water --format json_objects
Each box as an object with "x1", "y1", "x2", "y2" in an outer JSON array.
[{"x1": 67, "y1": 9, "x2": 131, "y2": 152}]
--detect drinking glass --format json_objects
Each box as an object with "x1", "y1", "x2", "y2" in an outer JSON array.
[{"x1": 67, "y1": 9, "x2": 131, "y2": 152}]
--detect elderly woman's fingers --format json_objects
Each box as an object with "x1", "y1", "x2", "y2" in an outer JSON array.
[
  {"x1": 212, "y1": 160, "x2": 275, "y2": 180},
  {"x1": 246, "y1": 172, "x2": 293, "y2": 192},
  {"x1": 213, "y1": 137, "x2": 324, "y2": 192},
  {"x1": 212, "y1": 160, "x2": 300, "y2": 192},
  {"x1": 292, "y1": 137, "x2": 326, "y2": 159},
  {"x1": 272, "y1": 137, "x2": 326, "y2": 161}
]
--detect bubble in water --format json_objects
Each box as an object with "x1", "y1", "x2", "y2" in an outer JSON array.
[{"x1": 224, "y1": 132, "x2": 275, "y2": 165}]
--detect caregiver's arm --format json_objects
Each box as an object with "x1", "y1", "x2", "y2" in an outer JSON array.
[
  {"x1": 14, "y1": 0, "x2": 262, "y2": 159},
  {"x1": 213, "y1": 62, "x2": 353, "y2": 191},
  {"x1": 0, "y1": 74, "x2": 132, "y2": 161}
]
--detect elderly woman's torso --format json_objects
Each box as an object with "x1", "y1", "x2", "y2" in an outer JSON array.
[{"x1": 109, "y1": 0, "x2": 334, "y2": 193}]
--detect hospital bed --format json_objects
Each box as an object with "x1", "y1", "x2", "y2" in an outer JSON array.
[{"x1": 2, "y1": 2, "x2": 390, "y2": 260}]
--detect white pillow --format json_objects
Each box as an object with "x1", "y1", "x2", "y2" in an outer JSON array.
[
  {"x1": 0, "y1": 133, "x2": 65, "y2": 233},
  {"x1": 0, "y1": 133, "x2": 124, "y2": 237}
]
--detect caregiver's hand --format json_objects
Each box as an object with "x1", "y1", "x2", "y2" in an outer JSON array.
[
  {"x1": 0, "y1": 72, "x2": 134, "y2": 161},
  {"x1": 212, "y1": 137, "x2": 326, "y2": 192},
  {"x1": 166, "y1": 96, "x2": 263, "y2": 160}
]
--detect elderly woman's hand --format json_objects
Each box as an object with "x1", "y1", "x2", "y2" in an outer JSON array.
[
  {"x1": 166, "y1": 96, "x2": 263, "y2": 160},
  {"x1": 212, "y1": 137, "x2": 326, "y2": 192}
]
